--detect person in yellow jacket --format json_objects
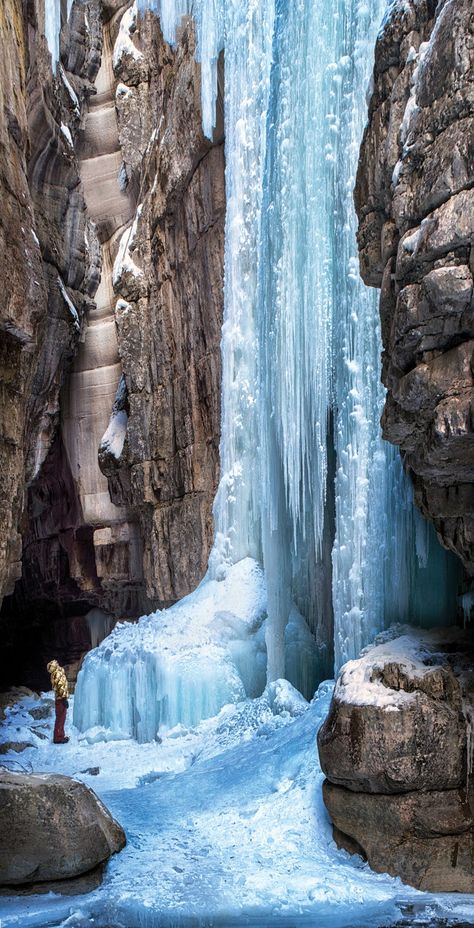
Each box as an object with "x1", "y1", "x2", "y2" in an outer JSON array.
[{"x1": 47, "y1": 660, "x2": 69, "y2": 744}]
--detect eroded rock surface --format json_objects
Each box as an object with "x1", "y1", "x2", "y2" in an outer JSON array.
[
  {"x1": 0, "y1": 771, "x2": 125, "y2": 885},
  {"x1": 0, "y1": 0, "x2": 96, "y2": 607},
  {"x1": 318, "y1": 627, "x2": 474, "y2": 892},
  {"x1": 0, "y1": 3, "x2": 224, "y2": 687},
  {"x1": 100, "y1": 10, "x2": 224, "y2": 605},
  {"x1": 355, "y1": 0, "x2": 474, "y2": 574}
]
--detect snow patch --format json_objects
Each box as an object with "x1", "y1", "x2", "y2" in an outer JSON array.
[
  {"x1": 60, "y1": 65, "x2": 80, "y2": 114},
  {"x1": 113, "y1": 2, "x2": 144, "y2": 70},
  {"x1": 335, "y1": 626, "x2": 466, "y2": 709},
  {"x1": 112, "y1": 205, "x2": 143, "y2": 288},
  {"x1": 60, "y1": 122, "x2": 73, "y2": 147},
  {"x1": 58, "y1": 276, "x2": 80, "y2": 330}
]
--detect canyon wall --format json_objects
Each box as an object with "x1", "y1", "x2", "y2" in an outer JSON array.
[
  {"x1": 355, "y1": 0, "x2": 474, "y2": 577},
  {"x1": 0, "y1": 1, "x2": 224, "y2": 688},
  {"x1": 319, "y1": 0, "x2": 474, "y2": 893}
]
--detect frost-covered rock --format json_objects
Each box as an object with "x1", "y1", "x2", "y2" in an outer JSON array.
[
  {"x1": 318, "y1": 626, "x2": 472, "y2": 793},
  {"x1": 318, "y1": 626, "x2": 474, "y2": 892},
  {"x1": 0, "y1": 771, "x2": 125, "y2": 885}
]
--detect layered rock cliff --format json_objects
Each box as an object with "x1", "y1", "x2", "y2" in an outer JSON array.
[
  {"x1": 355, "y1": 0, "x2": 474, "y2": 578},
  {"x1": 0, "y1": 2, "x2": 224, "y2": 688}
]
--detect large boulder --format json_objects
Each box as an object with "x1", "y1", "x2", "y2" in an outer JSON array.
[
  {"x1": 318, "y1": 626, "x2": 474, "y2": 892},
  {"x1": 0, "y1": 771, "x2": 126, "y2": 885},
  {"x1": 318, "y1": 628, "x2": 469, "y2": 793}
]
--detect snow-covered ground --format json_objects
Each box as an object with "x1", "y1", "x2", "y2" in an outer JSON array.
[{"x1": 1, "y1": 682, "x2": 474, "y2": 928}]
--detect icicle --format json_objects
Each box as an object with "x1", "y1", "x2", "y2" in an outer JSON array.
[
  {"x1": 85, "y1": 609, "x2": 115, "y2": 649},
  {"x1": 44, "y1": 0, "x2": 62, "y2": 72},
  {"x1": 460, "y1": 586, "x2": 474, "y2": 628},
  {"x1": 137, "y1": 1, "x2": 225, "y2": 139},
  {"x1": 44, "y1": 0, "x2": 76, "y2": 73}
]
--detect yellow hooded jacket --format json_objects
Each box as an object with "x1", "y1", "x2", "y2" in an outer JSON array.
[{"x1": 47, "y1": 660, "x2": 69, "y2": 700}]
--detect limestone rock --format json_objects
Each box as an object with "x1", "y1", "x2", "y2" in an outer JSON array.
[
  {"x1": 318, "y1": 626, "x2": 474, "y2": 892},
  {"x1": 318, "y1": 628, "x2": 471, "y2": 793},
  {"x1": 104, "y1": 11, "x2": 224, "y2": 605},
  {"x1": 0, "y1": 771, "x2": 125, "y2": 885},
  {"x1": 355, "y1": 0, "x2": 474, "y2": 574},
  {"x1": 324, "y1": 781, "x2": 474, "y2": 893}
]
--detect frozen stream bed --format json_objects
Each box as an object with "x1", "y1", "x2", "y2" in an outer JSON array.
[{"x1": 1, "y1": 684, "x2": 474, "y2": 928}]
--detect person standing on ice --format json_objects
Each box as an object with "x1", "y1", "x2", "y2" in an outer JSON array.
[{"x1": 47, "y1": 660, "x2": 70, "y2": 744}]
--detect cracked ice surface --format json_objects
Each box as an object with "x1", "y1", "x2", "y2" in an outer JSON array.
[{"x1": 1, "y1": 684, "x2": 474, "y2": 928}]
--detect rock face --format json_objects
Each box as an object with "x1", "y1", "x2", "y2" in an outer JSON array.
[
  {"x1": 318, "y1": 627, "x2": 474, "y2": 892},
  {"x1": 355, "y1": 0, "x2": 474, "y2": 575},
  {"x1": 103, "y1": 10, "x2": 224, "y2": 606},
  {"x1": 0, "y1": 3, "x2": 224, "y2": 687},
  {"x1": 0, "y1": 771, "x2": 125, "y2": 885},
  {"x1": 0, "y1": 0, "x2": 95, "y2": 607}
]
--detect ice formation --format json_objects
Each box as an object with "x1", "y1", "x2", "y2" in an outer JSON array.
[
  {"x1": 44, "y1": 0, "x2": 75, "y2": 72},
  {"x1": 74, "y1": 559, "x2": 268, "y2": 740},
  {"x1": 72, "y1": 0, "x2": 460, "y2": 740},
  {"x1": 44, "y1": 0, "x2": 62, "y2": 72}
]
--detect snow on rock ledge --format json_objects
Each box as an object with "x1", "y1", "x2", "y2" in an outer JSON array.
[{"x1": 317, "y1": 625, "x2": 474, "y2": 892}]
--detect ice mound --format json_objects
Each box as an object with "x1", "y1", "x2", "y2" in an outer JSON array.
[{"x1": 74, "y1": 559, "x2": 268, "y2": 742}]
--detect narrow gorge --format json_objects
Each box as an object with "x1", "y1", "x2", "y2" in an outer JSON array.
[{"x1": 0, "y1": 0, "x2": 473, "y2": 925}]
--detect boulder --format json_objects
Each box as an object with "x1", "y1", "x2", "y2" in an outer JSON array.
[
  {"x1": 318, "y1": 626, "x2": 474, "y2": 891},
  {"x1": 318, "y1": 627, "x2": 471, "y2": 793},
  {"x1": 0, "y1": 771, "x2": 125, "y2": 885}
]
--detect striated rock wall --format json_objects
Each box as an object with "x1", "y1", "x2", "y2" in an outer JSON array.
[
  {"x1": 0, "y1": 1, "x2": 99, "y2": 611},
  {"x1": 355, "y1": 0, "x2": 474, "y2": 576},
  {"x1": 100, "y1": 9, "x2": 224, "y2": 605},
  {"x1": 0, "y1": 2, "x2": 224, "y2": 688}
]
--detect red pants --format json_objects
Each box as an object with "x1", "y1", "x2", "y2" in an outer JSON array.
[{"x1": 53, "y1": 698, "x2": 68, "y2": 743}]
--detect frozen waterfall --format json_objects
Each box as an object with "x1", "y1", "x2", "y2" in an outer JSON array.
[{"x1": 73, "y1": 0, "x2": 460, "y2": 741}]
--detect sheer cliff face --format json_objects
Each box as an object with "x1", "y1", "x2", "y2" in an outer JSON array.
[
  {"x1": 355, "y1": 0, "x2": 474, "y2": 576},
  {"x1": 0, "y1": 0, "x2": 99, "y2": 605},
  {"x1": 0, "y1": 2, "x2": 223, "y2": 686},
  {"x1": 102, "y1": 11, "x2": 224, "y2": 606}
]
